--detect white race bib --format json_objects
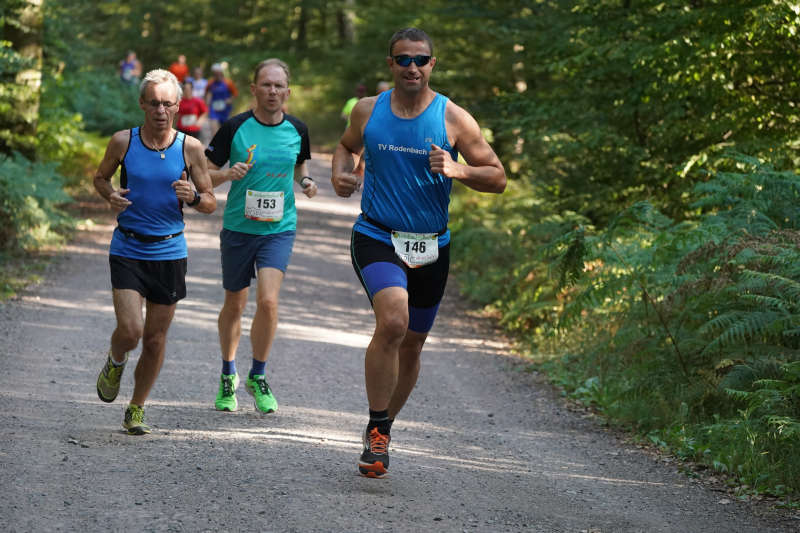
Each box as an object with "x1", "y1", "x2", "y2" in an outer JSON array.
[
  {"x1": 391, "y1": 231, "x2": 439, "y2": 268},
  {"x1": 245, "y1": 190, "x2": 284, "y2": 221},
  {"x1": 179, "y1": 114, "x2": 197, "y2": 127},
  {"x1": 212, "y1": 100, "x2": 227, "y2": 111}
]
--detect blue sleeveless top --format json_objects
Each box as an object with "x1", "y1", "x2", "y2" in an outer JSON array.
[
  {"x1": 110, "y1": 127, "x2": 188, "y2": 260},
  {"x1": 354, "y1": 90, "x2": 458, "y2": 247}
]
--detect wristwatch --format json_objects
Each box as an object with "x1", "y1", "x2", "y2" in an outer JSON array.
[{"x1": 187, "y1": 190, "x2": 201, "y2": 207}]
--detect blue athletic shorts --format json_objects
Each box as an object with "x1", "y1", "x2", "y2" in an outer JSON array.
[
  {"x1": 220, "y1": 228, "x2": 296, "y2": 292},
  {"x1": 350, "y1": 228, "x2": 450, "y2": 333}
]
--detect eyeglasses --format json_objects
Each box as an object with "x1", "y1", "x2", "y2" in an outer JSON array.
[
  {"x1": 393, "y1": 55, "x2": 431, "y2": 67},
  {"x1": 147, "y1": 99, "x2": 178, "y2": 109}
]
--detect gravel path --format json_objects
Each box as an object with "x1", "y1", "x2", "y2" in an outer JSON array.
[{"x1": 1, "y1": 154, "x2": 797, "y2": 532}]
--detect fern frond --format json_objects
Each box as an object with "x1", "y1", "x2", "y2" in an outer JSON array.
[
  {"x1": 724, "y1": 388, "x2": 751, "y2": 401},
  {"x1": 701, "y1": 311, "x2": 785, "y2": 355}
]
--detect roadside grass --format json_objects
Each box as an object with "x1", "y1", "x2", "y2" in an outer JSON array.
[{"x1": 0, "y1": 252, "x2": 50, "y2": 300}]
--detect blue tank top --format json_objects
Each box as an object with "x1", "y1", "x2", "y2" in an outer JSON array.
[
  {"x1": 208, "y1": 79, "x2": 233, "y2": 116},
  {"x1": 120, "y1": 61, "x2": 136, "y2": 83},
  {"x1": 355, "y1": 90, "x2": 457, "y2": 247},
  {"x1": 109, "y1": 128, "x2": 188, "y2": 260}
]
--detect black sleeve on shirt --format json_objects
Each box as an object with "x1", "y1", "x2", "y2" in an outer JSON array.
[
  {"x1": 204, "y1": 111, "x2": 253, "y2": 168},
  {"x1": 284, "y1": 114, "x2": 311, "y2": 164}
]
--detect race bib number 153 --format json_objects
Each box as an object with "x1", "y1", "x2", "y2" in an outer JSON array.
[{"x1": 245, "y1": 190, "x2": 284, "y2": 221}]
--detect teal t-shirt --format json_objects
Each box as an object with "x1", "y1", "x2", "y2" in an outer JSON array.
[{"x1": 206, "y1": 110, "x2": 311, "y2": 235}]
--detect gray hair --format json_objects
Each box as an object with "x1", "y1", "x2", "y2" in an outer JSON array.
[
  {"x1": 253, "y1": 58, "x2": 290, "y2": 85},
  {"x1": 139, "y1": 69, "x2": 182, "y2": 102}
]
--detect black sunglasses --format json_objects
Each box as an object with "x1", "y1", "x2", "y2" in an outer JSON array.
[{"x1": 393, "y1": 55, "x2": 431, "y2": 67}]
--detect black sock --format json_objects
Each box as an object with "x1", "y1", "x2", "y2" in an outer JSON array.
[{"x1": 367, "y1": 409, "x2": 391, "y2": 435}]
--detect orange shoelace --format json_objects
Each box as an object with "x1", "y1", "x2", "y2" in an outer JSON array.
[{"x1": 368, "y1": 428, "x2": 390, "y2": 454}]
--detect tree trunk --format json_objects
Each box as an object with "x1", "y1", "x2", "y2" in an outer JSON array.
[
  {"x1": 296, "y1": 0, "x2": 308, "y2": 51},
  {"x1": 1, "y1": 0, "x2": 43, "y2": 158},
  {"x1": 337, "y1": 0, "x2": 355, "y2": 45}
]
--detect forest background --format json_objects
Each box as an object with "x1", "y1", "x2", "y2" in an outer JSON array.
[{"x1": 2, "y1": 0, "x2": 799, "y2": 508}]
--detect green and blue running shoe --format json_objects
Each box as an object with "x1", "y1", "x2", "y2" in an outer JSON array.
[
  {"x1": 245, "y1": 375, "x2": 277, "y2": 413},
  {"x1": 123, "y1": 404, "x2": 151, "y2": 435},
  {"x1": 97, "y1": 351, "x2": 126, "y2": 403},
  {"x1": 215, "y1": 373, "x2": 239, "y2": 412}
]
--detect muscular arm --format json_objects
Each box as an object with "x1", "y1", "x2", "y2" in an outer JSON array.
[
  {"x1": 331, "y1": 97, "x2": 376, "y2": 198},
  {"x1": 93, "y1": 130, "x2": 131, "y2": 213},
  {"x1": 179, "y1": 137, "x2": 217, "y2": 214},
  {"x1": 430, "y1": 102, "x2": 506, "y2": 194}
]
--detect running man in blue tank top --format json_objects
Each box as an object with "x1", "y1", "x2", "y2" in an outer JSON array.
[
  {"x1": 332, "y1": 28, "x2": 506, "y2": 478},
  {"x1": 206, "y1": 58, "x2": 318, "y2": 415},
  {"x1": 93, "y1": 69, "x2": 216, "y2": 435}
]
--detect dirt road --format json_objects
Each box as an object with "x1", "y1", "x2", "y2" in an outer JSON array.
[{"x1": 1, "y1": 154, "x2": 797, "y2": 532}]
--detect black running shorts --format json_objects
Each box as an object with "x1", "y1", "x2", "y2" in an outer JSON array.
[{"x1": 109, "y1": 255, "x2": 187, "y2": 305}]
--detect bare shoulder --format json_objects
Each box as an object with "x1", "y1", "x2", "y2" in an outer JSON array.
[
  {"x1": 95, "y1": 129, "x2": 131, "y2": 177},
  {"x1": 444, "y1": 99, "x2": 482, "y2": 148},
  {"x1": 105, "y1": 129, "x2": 132, "y2": 161},
  {"x1": 109, "y1": 128, "x2": 132, "y2": 147},
  {"x1": 183, "y1": 134, "x2": 205, "y2": 156},
  {"x1": 445, "y1": 100, "x2": 480, "y2": 131},
  {"x1": 352, "y1": 95, "x2": 379, "y2": 118}
]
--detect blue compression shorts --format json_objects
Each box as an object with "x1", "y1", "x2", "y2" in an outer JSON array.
[{"x1": 350, "y1": 228, "x2": 449, "y2": 333}]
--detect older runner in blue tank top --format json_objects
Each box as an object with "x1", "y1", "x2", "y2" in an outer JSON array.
[
  {"x1": 332, "y1": 27, "x2": 507, "y2": 479},
  {"x1": 93, "y1": 69, "x2": 216, "y2": 436}
]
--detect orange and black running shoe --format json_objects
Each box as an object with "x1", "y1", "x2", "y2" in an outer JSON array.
[{"x1": 358, "y1": 426, "x2": 390, "y2": 478}]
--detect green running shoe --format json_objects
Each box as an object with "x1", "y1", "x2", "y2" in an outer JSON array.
[
  {"x1": 215, "y1": 373, "x2": 239, "y2": 412},
  {"x1": 245, "y1": 375, "x2": 277, "y2": 413},
  {"x1": 123, "y1": 404, "x2": 151, "y2": 435},
  {"x1": 97, "y1": 351, "x2": 126, "y2": 403}
]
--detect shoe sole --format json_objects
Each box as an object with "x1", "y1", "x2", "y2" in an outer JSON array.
[
  {"x1": 358, "y1": 461, "x2": 388, "y2": 478},
  {"x1": 215, "y1": 400, "x2": 238, "y2": 412},
  {"x1": 124, "y1": 426, "x2": 151, "y2": 435}
]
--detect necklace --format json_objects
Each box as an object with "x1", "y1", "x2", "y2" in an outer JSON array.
[{"x1": 143, "y1": 130, "x2": 173, "y2": 159}]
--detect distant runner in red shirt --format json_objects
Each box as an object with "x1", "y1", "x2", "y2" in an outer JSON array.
[{"x1": 176, "y1": 80, "x2": 208, "y2": 140}]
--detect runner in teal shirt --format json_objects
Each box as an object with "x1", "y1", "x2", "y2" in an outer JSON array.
[
  {"x1": 206, "y1": 58, "x2": 318, "y2": 415},
  {"x1": 207, "y1": 109, "x2": 309, "y2": 235}
]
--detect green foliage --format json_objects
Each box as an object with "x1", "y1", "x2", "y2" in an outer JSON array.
[
  {"x1": 36, "y1": 77, "x2": 106, "y2": 189},
  {"x1": 9, "y1": 0, "x2": 799, "y2": 497},
  {"x1": 0, "y1": 151, "x2": 73, "y2": 251},
  {"x1": 0, "y1": 39, "x2": 36, "y2": 154},
  {"x1": 43, "y1": 69, "x2": 142, "y2": 136},
  {"x1": 452, "y1": 156, "x2": 800, "y2": 496},
  {"x1": 456, "y1": 0, "x2": 800, "y2": 224}
]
